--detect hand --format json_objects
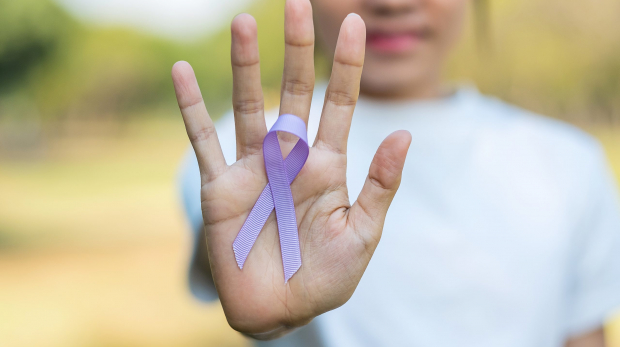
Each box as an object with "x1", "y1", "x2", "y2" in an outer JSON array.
[{"x1": 171, "y1": 0, "x2": 411, "y2": 339}]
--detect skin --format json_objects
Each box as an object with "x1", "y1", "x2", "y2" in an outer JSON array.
[
  {"x1": 172, "y1": 0, "x2": 607, "y2": 344},
  {"x1": 313, "y1": 0, "x2": 468, "y2": 100},
  {"x1": 173, "y1": 1, "x2": 411, "y2": 339}
]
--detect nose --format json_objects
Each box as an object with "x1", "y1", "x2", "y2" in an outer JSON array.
[{"x1": 364, "y1": 0, "x2": 421, "y2": 16}]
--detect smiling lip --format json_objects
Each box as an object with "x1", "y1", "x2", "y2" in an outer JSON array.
[{"x1": 366, "y1": 32, "x2": 422, "y2": 54}]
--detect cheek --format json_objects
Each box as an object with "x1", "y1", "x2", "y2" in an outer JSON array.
[{"x1": 433, "y1": 0, "x2": 469, "y2": 49}]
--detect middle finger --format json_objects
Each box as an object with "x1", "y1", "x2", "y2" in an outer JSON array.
[{"x1": 278, "y1": 0, "x2": 315, "y2": 138}]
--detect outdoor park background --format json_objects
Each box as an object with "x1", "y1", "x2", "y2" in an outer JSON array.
[{"x1": 1, "y1": 0, "x2": 619, "y2": 346}]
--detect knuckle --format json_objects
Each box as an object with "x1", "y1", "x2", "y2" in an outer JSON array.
[
  {"x1": 282, "y1": 78, "x2": 314, "y2": 97},
  {"x1": 325, "y1": 89, "x2": 357, "y2": 107},
  {"x1": 368, "y1": 176, "x2": 388, "y2": 191},
  {"x1": 180, "y1": 96, "x2": 204, "y2": 111},
  {"x1": 334, "y1": 57, "x2": 364, "y2": 68},
  {"x1": 240, "y1": 142, "x2": 264, "y2": 157},
  {"x1": 232, "y1": 59, "x2": 260, "y2": 68},
  {"x1": 368, "y1": 168, "x2": 400, "y2": 193},
  {"x1": 189, "y1": 125, "x2": 216, "y2": 143},
  {"x1": 233, "y1": 98, "x2": 264, "y2": 115},
  {"x1": 285, "y1": 40, "x2": 314, "y2": 48},
  {"x1": 315, "y1": 139, "x2": 346, "y2": 155}
]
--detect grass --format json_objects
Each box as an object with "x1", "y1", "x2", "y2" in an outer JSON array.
[
  {"x1": 0, "y1": 117, "x2": 619, "y2": 346},
  {"x1": 0, "y1": 117, "x2": 248, "y2": 347}
]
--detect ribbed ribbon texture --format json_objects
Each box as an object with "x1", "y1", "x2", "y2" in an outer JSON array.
[{"x1": 232, "y1": 114, "x2": 309, "y2": 283}]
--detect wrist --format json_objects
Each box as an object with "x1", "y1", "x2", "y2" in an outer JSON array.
[
  {"x1": 241, "y1": 325, "x2": 298, "y2": 341},
  {"x1": 227, "y1": 314, "x2": 314, "y2": 341}
]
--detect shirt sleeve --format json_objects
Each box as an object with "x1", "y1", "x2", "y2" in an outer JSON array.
[{"x1": 566, "y1": 143, "x2": 620, "y2": 336}]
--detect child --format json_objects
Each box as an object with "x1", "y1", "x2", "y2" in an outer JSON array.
[{"x1": 173, "y1": 0, "x2": 620, "y2": 345}]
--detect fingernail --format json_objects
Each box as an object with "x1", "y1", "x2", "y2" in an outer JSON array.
[{"x1": 347, "y1": 13, "x2": 361, "y2": 19}]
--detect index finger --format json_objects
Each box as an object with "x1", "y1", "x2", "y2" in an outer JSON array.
[{"x1": 314, "y1": 14, "x2": 366, "y2": 155}]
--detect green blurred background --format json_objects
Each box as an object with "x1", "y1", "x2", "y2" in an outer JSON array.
[{"x1": 0, "y1": 0, "x2": 619, "y2": 346}]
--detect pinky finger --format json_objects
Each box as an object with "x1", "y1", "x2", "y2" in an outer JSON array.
[{"x1": 172, "y1": 61, "x2": 227, "y2": 183}]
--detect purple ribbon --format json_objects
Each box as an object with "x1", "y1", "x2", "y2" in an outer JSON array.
[{"x1": 233, "y1": 114, "x2": 308, "y2": 282}]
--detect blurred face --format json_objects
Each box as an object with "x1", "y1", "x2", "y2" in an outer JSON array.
[{"x1": 312, "y1": 0, "x2": 468, "y2": 99}]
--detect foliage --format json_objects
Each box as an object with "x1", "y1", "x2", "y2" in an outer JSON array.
[
  {"x1": 448, "y1": 0, "x2": 620, "y2": 123},
  {"x1": 0, "y1": 0, "x2": 76, "y2": 92},
  {"x1": 0, "y1": 0, "x2": 619, "y2": 132},
  {"x1": 0, "y1": 0, "x2": 287, "y2": 126}
]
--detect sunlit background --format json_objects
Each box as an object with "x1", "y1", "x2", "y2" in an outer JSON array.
[{"x1": 1, "y1": 0, "x2": 619, "y2": 346}]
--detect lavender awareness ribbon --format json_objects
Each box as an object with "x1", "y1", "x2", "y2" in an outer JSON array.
[{"x1": 233, "y1": 114, "x2": 308, "y2": 282}]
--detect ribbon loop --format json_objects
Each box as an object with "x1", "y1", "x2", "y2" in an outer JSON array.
[{"x1": 233, "y1": 114, "x2": 308, "y2": 282}]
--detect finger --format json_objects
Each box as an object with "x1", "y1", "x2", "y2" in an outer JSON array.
[
  {"x1": 278, "y1": 0, "x2": 315, "y2": 133},
  {"x1": 314, "y1": 13, "x2": 365, "y2": 154},
  {"x1": 231, "y1": 14, "x2": 267, "y2": 159},
  {"x1": 349, "y1": 131, "x2": 411, "y2": 248},
  {"x1": 172, "y1": 61, "x2": 227, "y2": 182}
]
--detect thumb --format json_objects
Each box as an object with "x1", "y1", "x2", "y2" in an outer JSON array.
[{"x1": 349, "y1": 130, "x2": 411, "y2": 242}]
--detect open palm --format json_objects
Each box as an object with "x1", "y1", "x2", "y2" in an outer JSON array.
[{"x1": 171, "y1": 0, "x2": 411, "y2": 339}]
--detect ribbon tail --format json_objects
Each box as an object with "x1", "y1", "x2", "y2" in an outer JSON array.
[
  {"x1": 233, "y1": 183, "x2": 275, "y2": 269},
  {"x1": 280, "y1": 235, "x2": 302, "y2": 283},
  {"x1": 263, "y1": 133, "x2": 303, "y2": 283}
]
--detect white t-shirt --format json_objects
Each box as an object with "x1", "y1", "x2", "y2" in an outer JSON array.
[{"x1": 179, "y1": 85, "x2": 620, "y2": 347}]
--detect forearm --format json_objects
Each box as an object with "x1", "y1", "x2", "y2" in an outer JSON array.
[
  {"x1": 241, "y1": 325, "x2": 298, "y2": 341},
  {"x1": 565, "y1": 328, "x2": 606, "y2": 347}
]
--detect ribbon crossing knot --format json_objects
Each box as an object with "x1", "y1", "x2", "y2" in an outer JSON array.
[{"x1": 232, "y1": 114, "x2": 309, "y2": 283}]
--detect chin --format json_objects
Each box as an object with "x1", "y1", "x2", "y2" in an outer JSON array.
[{"x1": 359, "y1": 63, "x2": 429, "y2": 99}]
